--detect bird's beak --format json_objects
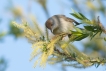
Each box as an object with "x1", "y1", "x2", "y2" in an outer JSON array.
[{"x1": 51, "y1": 28, "x2": 53, "y2": 33}]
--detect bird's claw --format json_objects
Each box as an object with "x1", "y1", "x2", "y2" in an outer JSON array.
[{"x1": 59, "y1": 33, "x2": 67, "y2": 40}]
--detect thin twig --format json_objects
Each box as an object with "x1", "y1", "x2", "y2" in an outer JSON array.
[
  {"x1": 54, "y1": 48, "x2": 76, "y2": 61},
  {"x1": 97, "y1": 16, "x2": 106, "y2": 34}
]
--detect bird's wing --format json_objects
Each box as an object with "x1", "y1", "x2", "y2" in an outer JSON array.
[{"x1": 59, "y1": 15, "x2": 80, "y2": 25}]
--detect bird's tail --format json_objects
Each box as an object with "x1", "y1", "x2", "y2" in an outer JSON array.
[
  {"x1": 67, "y1": 17, "x2": 81, "y2": 25},
  {"x1": 72, "y1": 19, "x2": 81, "y2": 25}
]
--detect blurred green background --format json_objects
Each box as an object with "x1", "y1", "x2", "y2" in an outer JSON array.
[{"x1": 0, "y1": 0, "x2": 106, "y2": 71}]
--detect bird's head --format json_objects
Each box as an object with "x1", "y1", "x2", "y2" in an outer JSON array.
[{"x1": 45, "y1": 17, "x2": 59, "y2": 33}]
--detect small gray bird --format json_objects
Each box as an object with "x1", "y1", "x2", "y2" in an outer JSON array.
[{"x1": 45, "y1": 15, "x2": 80, "y2": 35}]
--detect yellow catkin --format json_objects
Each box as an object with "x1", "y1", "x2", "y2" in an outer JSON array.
[
  {"x1": 31, "y1": 46, "x2": 40, "y2": 56},
  {"x1": 40, "y1": 53, "x2": 48, "y2": 67},
  {"x1": 32, "y1": 41, "x2": 46, "y2": 48},
  {"x1": 12, "y1": 22, "x2": 25, "y2": 29},
  {"x1": 37, "y1": 35, "x2": 62, "y2": 67},
  {"x1": 61, "y1": 43, "x2": 68, "y2": 49},
  {"x1": 24, "y1": 28, "x2": 34, "y2": 36},
  {"x1": 48, "y1": 45, "x2": 54, "y2": 55},
  {"x1": 33, "y1": 59, "x2": 39, "y2": 68},
  {"x1": 38, "y1": 35, "x2": 62, "y2": 67},
  {"x1": 47, "y1": 35, "x2": 61, "y2": 49}
]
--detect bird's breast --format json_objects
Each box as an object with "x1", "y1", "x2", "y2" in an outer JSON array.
[
  {"x1": 46, "y1": 15, "x2": 75, "y2": 35},
  {"x1": 53, "y1": 19, "x2": 74, "y2": 35},
  {"x1": 60, "y1": 18, "x2": 74, "y2": 34}
]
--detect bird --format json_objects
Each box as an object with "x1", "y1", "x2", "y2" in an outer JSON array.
[{"x1": 45, "y1": 15, "x2": 80, "y2": 36}]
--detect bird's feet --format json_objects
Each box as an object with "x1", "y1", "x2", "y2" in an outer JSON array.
[{"x1": 59, "y1": 33, "x2": 67, "y2": 40}]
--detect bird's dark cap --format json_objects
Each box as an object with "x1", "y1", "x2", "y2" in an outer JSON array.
[{"x1": 45, "y1": 19, "x2": 52, "y2": 30}]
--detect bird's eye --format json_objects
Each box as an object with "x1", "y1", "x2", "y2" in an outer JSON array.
[{"x1": 51, "y1": 24, "x2": 53, "y2": 26}]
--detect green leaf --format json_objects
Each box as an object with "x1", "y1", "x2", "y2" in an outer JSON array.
[
  {"x1": 90, "y1": 31, "x2": 99, "y2": 40},
  {"x1": 72, "y1": 53, "x2": 77, "y2": 58},
  {"x1": 84, "y1": 26, "x2": 94, "y2": 31},
  {"x1": 70, "y1": 9, "x2": 94, "y2": 25},
  {"x1": 70, "y1": 33, "x2": 88, "y2": 41},
  {"x1": 104, "y1": 38, "x2": 106, "y2": 41},
  {"x1": 79, "y1": 12, "x2": 89, "y2": 20},
  {"x1": 74, "y1": 34, "x2": 88, "y2": 41},
  {"x1": 71, "y1": 31, "x2": 82, "y2": 36},
  {"x1": 70, "y1": 11, "x2": 89, "y2": 21},
  {"x1": 82, "y1": 20, "x2": 93, "y2": 24},
  {"x1": 84, "y1": 26, "x2": 98, "y2": 32},
  {"x1": 74, "y1": 27, "x2": 83, "y2": 33},
  {"x1": 70, "y1": 13, "x2": 83, "y2": 20},
  {"x1": 89, "y1": 32, "x2": 93, "y2": 37}
]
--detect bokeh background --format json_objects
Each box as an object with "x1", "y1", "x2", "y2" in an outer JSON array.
[{"x1": 0, "y1": 0, "x2": 106, "y2": 71}]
